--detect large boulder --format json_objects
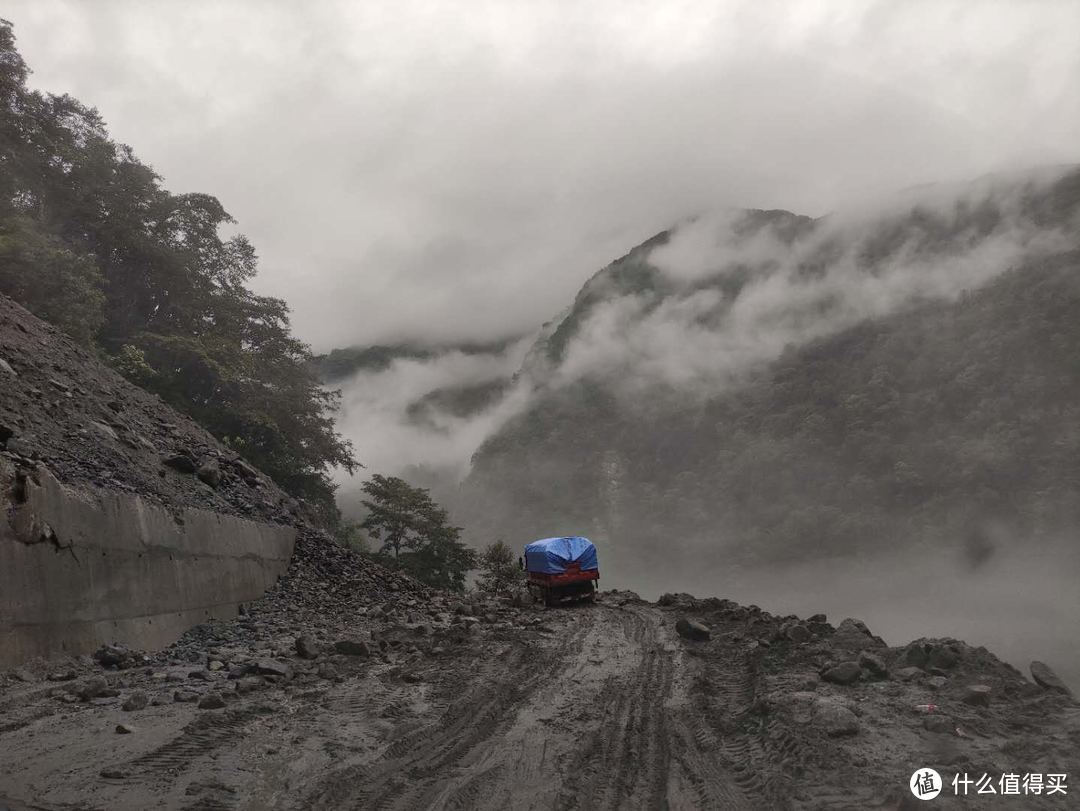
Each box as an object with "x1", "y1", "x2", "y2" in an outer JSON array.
[
  {"x1": 814, "y1": 697, "x2": 859, "y2": 736},
  {"x1": 295, "y1": 636, "x2": 321, "y2": 660},
  {"x1": 659, "y1": 593, "x2": 697, "y2": 609},
  {"x1": 822, "y1": 661, "x2": 862, "y2": 685},
  {"x1": 334, "y1": 639, "x2": 371, "y2": 657},
  {"x1": 858, "y1": 651, "x2": 888, "y2": 679},
  {"x1": 675, "y1": 618, "x2": 711, "y2": 641},
  {"x1": 832, "y1": 618, "x2": 885, "y2": 651},
  {"x1": 1030, "y1": 661, "x2": 1073, "y2": 697},
  {"x1": 122, "y1": 691, "x2": 148, "y2": 711},
  {"x1": 782, "y1": 621, "x2": 811, "y2": 644},
  {"x1": 196, "y1": 459, "x2": 222, "y2": 488}
]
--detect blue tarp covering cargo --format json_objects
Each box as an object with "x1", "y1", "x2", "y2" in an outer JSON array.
[{"x1": 524, "y1": 536, "x2": 598, "y2": 575}]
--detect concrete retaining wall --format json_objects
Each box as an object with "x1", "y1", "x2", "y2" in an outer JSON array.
[{"x1": 0, "y1": 462, "x2": 296, "y2": 668}]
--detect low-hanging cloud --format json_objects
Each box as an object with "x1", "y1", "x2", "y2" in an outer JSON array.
[
  {"x1": 552, "y1": 168, "x2": 1078, "y2": 395},
  {"x1": 331, "y1": 337, "x2": 534, "y2": 483},
  {"x1": 6, "y1": 1, "x2": 1080, "y2": 351}
]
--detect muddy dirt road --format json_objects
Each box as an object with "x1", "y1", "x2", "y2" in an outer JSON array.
[{"x1": 2, "y1": 595, "x2": 1078, "y2": 810}]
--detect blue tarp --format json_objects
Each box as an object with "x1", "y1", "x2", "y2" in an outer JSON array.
[{"x1": 524, "y1": 536, "x2": 598, "y2": 575}]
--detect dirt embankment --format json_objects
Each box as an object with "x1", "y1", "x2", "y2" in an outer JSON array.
[
  {"x1": 1, "y1": 537, "x2": 1077, "y2": 811},
  {"x1": 0, "y1": 293, "x2": 301, "y2": 526}
]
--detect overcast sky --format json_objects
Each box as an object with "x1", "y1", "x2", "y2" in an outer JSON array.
[{"x1": 7, "y1": 1, "x2": 1080, "y2": 350}]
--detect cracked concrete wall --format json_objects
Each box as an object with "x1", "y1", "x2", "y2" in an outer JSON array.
[{"x1": 0, "y1": 461, "x2": 296, "y2": 668}]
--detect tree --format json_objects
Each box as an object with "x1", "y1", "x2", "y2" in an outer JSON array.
[
  {"x1": 360, "y1": 474, "x2": 477, "y2": 591},
  {"x1": 360, "y1": 474, "x2": 432, "y2": 559},
  {"x1": 0, "y1": 20, "x2": 357, "y2": 520},
  {"x1": 477, "y1": 540, "x2": 522, "y2": 596}
]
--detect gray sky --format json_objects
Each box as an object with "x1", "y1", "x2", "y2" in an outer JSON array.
[{"x1": 7, "y1": 0, "x2": 1080, "y2": 350}]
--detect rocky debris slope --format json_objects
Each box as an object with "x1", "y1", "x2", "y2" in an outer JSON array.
[
  {"x1": 0, "y1": 294, "x2": 299, "y2": 525},
  {"x1": 1, "y1": 528, "x2": 540, "y2": 722},
  {"x1": 658, "y1": 591, "x2": 1079, "y2": 806},
  {"x1": 1, "y1": 564, "x2": 1077, "y2": 809}
]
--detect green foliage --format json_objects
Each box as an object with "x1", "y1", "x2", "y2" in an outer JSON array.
[
  {"x1": 0, "y1": 216, "x2": 103, "y2": 343},
  {"x1": 335, "y1": 520, "x2": 370, "y2": 554},
  {"x1": 476, "y1": 540, "x2": 522, "y2": 596},
  {"x1": 109, "y1": 344, "x2": 157, "y2": 386},
  {"x1": 0, "y1": 20, "x2": 356, "y2": 516},
  {"x1": 361, "y1": 474, "x2": 476, "y2": 591}
]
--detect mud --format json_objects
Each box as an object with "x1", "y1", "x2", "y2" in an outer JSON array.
[{"x1": 2, "y1": 576, "x2": 1078, "y2": 810}]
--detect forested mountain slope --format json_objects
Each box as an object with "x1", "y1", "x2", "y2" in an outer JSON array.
[
  {"x1": 464, "y1": 167, "x2": 1080, "y2": 575},
  {"x1": 0, "y1": 21, "x2": 353, "y2": 519}
]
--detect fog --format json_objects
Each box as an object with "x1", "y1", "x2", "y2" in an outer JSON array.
[
  {"x1": 332, "y1": 338, "x2": 533, "y2": 480},
  {"x1": 602, "y1": 534, "x2": 1080, "y2": 692},
  {"x1": 7, "y1": 1, "x2": 1080, "y2": 350}
]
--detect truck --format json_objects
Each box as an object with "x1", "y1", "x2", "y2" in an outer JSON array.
[{"x1": 522, "y1": 536, "x2": 599, "y2": 606}]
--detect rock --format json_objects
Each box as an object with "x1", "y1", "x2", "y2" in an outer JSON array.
[
  {"x1": 814, "y1": 697, "x2": 859, "y2": 736},
  {"x1": 832, "y1": 618, "x2": 884, "y2": 650},
  {"x1": 1030, "y1": 661, "x2": 1073, "y2": 696},
  {"x1": 783, "y1": 622, "x2": 811, "y2": 644},
  {"x1": 196, "y1": 459, "x2": 222, "y2": 487},
  {"x1": 249, "y1": 659, "x2": 291, "y2": 677},
  {"x1": 234, "y1": 677, "x2": 264, "y2": 695},
  {"x1": 961, "y1": 684, "x2": 992, "y2": 706},
  {"x1": 162, "y1": 452, "x2": 198, "y2": 474},
  {"x1": 94, "y1": 643, "x2": 139, "y2": 669},
  {"x1": 208, "y1": 660, "x2": 224, "y2": 671},
  {"x1": 100, "y1": 768, "x2": 129, "y2": 779},
  {"x1": 47, "y1": 669, "x2": 76, "y2": 682},
  {"x1": 231, "y1": 458, "x2": 260, "y2": 483},
  {"x1": 122, "y1": 691, "x2": 148, "y2": 711},
  {"x1": 923, "y1": 714, "x2": 956, "y2": 735},
  {"x1": 659, "y1": 592, "x2": 697, "y2": 608},
  {"x1": 822, "y1": 661, "x2": 862, "y2": 685},
  {"x1": 198, "y1": 692, "x2": 226, "y2": 710},
  {"x1": 858, "y1": 651, "x2": 888, "y2": 678},
  {"x1": 0, "y1": 358, "x2": 15, "y2": 376},
  {"x1": 927, "y1": 643, "x2": 959, "y2": 670},
  {"x1": 115, "y1": 723, "x2": 136, "y2": 734},
  {"x1": 895, "y1": 666, "x2": 924, "y2": 682},
  {"x1": 11, "y1": 668, "x2": 36, "y2": 683},
  {"x1": 295, "y1": 636, "x2": 321, "y2": 659},
  {"x1": 77, "y1": 677, "x2": 111, "y2": 701},
  {"x1": 510, "y1": 589, "x2": 534, "y2": 607},
  {"x1": 317, "y1": 663, "x2": 340, "y2": 682},
  {"x1": 173, "y1": 689, "x2": 200, "y2": 703},
  {"x1": 334, "y1": 639, "x2": 371, "y2": 657},
  {"x1": 89, "y1": 421, "x2": 118, "y2": 441},
  {"x1": 188, "y1": 669, "x2": 218, "y2": 682},
  {"x1": 926, "y1": 676, "x2": 948, "y2": 690},
  {"x1": 901, "y1": 642, "x2": 930, "y2": 669},
  {"x1": 675, "y1": 618, "x2": 711, "y2": 641}
]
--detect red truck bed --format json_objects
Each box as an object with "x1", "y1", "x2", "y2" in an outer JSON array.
[{"x1": 526, "y1": 561, "x2": 599, "y2": 586}]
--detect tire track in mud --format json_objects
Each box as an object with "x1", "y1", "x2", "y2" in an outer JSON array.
[
  {"x1": 681, "y1": 646, "x2": 799, "y2": 810},
  {"x1": 555, "y1": 606, "x2": 676, "y2": 811},
  {"x1": 118, "y1": 704, "x2": 275, "y2": 778},
  {"x1": 302, "y1": 613, "x2": 595, "y2": 811}
]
